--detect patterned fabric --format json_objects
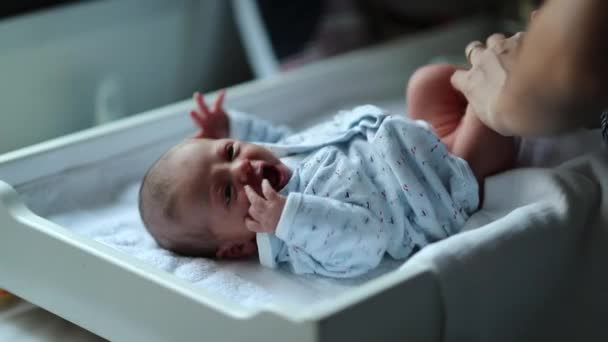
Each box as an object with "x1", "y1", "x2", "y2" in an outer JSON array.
[
  {"x1": 229, "y1": 110, "x2": 293, "y2": 143},
  {"x1": 241, "y1": 106, "x2": 479, "y2": 278},
  {"x1": 231, "y1": 107, "x2": 608, "y2": 278}
]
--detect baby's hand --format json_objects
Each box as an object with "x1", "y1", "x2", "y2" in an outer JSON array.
[
  {"x1": 190, "y1": 90, "x2": 229, "y2": 139},
  {"x1": 244, "y1": 180, "x2": 286, "y2": 234}
]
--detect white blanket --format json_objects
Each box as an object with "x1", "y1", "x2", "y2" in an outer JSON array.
[{"x1": 401, "y1": 149, "x2": 608, "y2": 341}]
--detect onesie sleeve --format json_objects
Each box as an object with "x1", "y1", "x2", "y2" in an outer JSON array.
[
  {"x1": 228, "y1": 110, "x2": 293, "y2": 143},
  {"x1": 274, "y1": 193, "x2": 391, "y2": 278}
]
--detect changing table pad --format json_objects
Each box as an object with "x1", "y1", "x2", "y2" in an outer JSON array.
[
  {"x1": 35, "y1": 99, "x2": 606, "y2": 314},
  {"x1": 48, "y1": 181, "x2": 401, "y2": 309},
  {"x1": 11, "y1": 115, "x2": 608, "y2": 341},
  {"x1": 42, "y1": 101, "x2": 408, "y2": 310}
]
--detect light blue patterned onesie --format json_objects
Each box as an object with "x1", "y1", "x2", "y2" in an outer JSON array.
[{"x1": 229, "y1": 105, "x2": 479, "y2": 278}]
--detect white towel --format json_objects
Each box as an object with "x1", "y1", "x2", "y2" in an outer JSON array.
[{"x1": 49, "y1": 182, "x2": 402, "y2": 309}]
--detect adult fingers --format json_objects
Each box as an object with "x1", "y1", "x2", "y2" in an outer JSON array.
[
  {"x1": 450, "y1": 69, "x2": 470, "y2": 95},
  {"x1": 213, "y1": 89, "x2": 226, "y2": 113},
  {"x1": 486, "y1": 33, "x2": 506, "y2": 50},
  {"x1": 194, "y1": 92, "x2": 210, "y2": 115},
  {"x1": 465, "y1": 40, "x2": 485, "y2": 65},
  {"x1": 510, "y1": 31, "x2": 525, "y2": 43},
  {"x1": 531, "y1": 10, "x2": 539, "y2": 21},
  {"x1": 502, "y1": 32, "x2": 525, "y2": 68}
]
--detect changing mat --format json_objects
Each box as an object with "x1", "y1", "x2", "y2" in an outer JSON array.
[
  {"x1": 44, "y1": 101, "x2": 407, "y2": 309},
  {"x1": 40, "y1": 100, "x2": 605, "y2": 314},
  {"x1": 48, "y1": 182, "x2": 401, "y2": 309}
]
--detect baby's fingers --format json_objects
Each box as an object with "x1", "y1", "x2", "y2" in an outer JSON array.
[
  {"x1": 245, "y1": 186, "x2": 266, "y2": 216},
  {"x1": 245, "y1": 217, "x2": 263, "y2": 232},
  {"x1": 261, "y1": 179, "x2": 279, "y2": 201},
  {"x1": 213, "y1": 89, "x2": 226, "y2": 113},
  {"x1": 193, "y1": 92, "x2": 210, "y2": 115},
  {"x1": 190, "y1": 110, "x2": 209, "y2": 127},
  {"x1": 244, "y1": 185, "x2": 264, "y2": 205}
]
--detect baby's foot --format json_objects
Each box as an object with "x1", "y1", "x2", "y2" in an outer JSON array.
[
  {"x1": 406, "y1": 64, "x2": 467, "y2": 149},
  {"x1": 407, "y1": 64, "x2": 515, "y2": 178}
]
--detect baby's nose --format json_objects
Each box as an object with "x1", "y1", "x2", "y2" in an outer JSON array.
[{"x1": 232, "y1": 159, "x2": 254, "y2": 185}]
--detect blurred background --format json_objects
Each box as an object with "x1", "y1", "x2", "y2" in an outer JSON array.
[
  {"x1": 1, "y1": 0, "x2": 543, "y2": 340},
  {"x1": 0, "y1": 0, "x2": 541, "y2": 154}
]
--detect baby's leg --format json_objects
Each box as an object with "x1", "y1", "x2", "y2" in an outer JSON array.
[
  {"x1": 406, "y1": 64, "x2": 515, "y2": 180},
  {"x1": 406, "y1": 64, "x2": 467, "y2": 150},
  {"x1": 450, "y1": 105, "x2": 516, "y2": 180}
]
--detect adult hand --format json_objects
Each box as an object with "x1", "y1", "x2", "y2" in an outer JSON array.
[
  {"x1": 190, "y1": 90, "x2": 229, "y2": 139},
  {"x1": 450, "y1": 32, "x2": 525, "y2": 136}
]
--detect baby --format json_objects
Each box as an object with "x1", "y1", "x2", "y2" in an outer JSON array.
[{"x1": 139, "y1": 64, "x2": 515, "y2": 278}]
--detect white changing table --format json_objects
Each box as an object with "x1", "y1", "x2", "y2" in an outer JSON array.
[
  {"x1": 0, "y1": 298, "x2": 102, "y2": 341},
  {"x1": 0, "y1": 18, "x2": 510, "y2": 342}
]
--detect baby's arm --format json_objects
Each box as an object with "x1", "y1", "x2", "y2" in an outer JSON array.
[
  {"x1": 245, "y1": 183, "x2": 389, "y2": 278},
  {"x1": 190, "y1": 91, "x2": 293, "y2": 143},
  {"x1": 229, "y1": 111, "x2": 293, "y2": 144}
]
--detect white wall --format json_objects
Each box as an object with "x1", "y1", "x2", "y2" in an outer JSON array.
[{"x1": 0, "y1": 0, "x2": 250, "y2": 153}]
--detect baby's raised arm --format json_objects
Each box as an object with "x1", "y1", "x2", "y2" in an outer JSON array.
[{"x1": 189, "y1": 90, "x2": 293, "y2": 143}]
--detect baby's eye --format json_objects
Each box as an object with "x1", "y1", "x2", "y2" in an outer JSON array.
[
  {"x1": 224, "y1": 184, "x2": 232, "y2": 206},
  {"x1": 226, "y1": 143, "x2": 236, "y2": 161}
]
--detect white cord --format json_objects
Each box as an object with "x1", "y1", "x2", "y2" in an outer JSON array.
[{"x1": 231, "y1": 0, "x2": 279, "y2": 79}]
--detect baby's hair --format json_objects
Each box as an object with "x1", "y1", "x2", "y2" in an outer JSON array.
[{"x1": 139, "y1": 144, "x2": 218, "y2": 258}]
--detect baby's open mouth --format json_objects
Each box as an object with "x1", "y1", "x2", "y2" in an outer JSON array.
[{"x1": 261, "y1": 164, "x2": 282, "y2": 191}]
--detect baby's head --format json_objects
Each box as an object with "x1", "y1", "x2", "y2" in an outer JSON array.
[{"x1": 139, "y1": 138, "x2": 291, "y2": 259}]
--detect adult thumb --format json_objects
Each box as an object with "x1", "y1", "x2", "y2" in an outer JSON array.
[{"x1": 450, "y1": 69, "x2": 469, "y2": 95}]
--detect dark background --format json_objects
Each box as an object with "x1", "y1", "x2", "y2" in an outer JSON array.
[{"x1": 0, "y1": 0, "x2": 91, "y2": 19}]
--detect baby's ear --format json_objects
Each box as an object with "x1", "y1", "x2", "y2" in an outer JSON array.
[{"x1": 216, "y1": 241, "x2": 257, "y2": 259}]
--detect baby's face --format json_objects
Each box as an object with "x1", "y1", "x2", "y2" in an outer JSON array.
[{"x1": 168, "y1": 138, "x2": 291, "y2": 254}]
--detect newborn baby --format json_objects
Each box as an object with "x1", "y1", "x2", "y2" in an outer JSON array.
[{"x1": 139, "y1": 64, "x2": 515, "y2": 278}]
